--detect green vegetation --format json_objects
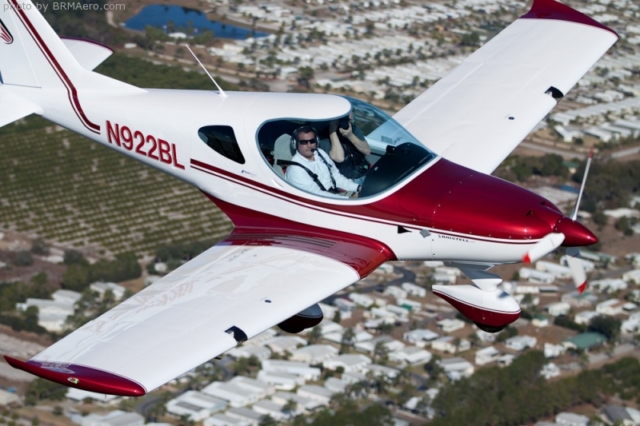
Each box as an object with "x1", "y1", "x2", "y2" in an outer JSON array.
[
  {"x1": 0, "y1": 126, "x2": 232, "y2": 255},
  {"x1": 25, "y1": 378, "x2": 67, "y2": 406},
  {"x1": 573, "y1": 159, "x2": 640, "y2": 212},
  {"x1": 95, "y1": 53, "x2": 239, "y2": 91},
  {"x1": 0, "y1": 273, "x2": 51, "y2": 333},
  {"x1": 63, "y1": 252, "x2": 141, "y2": 292},
  {"x1": 149, "y1": 239, "x2": 223, "y2": 274},
  {"x1": 495, "y1": 154, "x2": 568, "y2": 182},
  {"x1": 430, "y1": 352, "x2": 640, "y2": 426}
]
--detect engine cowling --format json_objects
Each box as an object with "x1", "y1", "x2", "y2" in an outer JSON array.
[{"x1": 278, "y1": 303, "x2": 323, "y2": 334}]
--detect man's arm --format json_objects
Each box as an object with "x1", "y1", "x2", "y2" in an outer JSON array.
[
  {"x1": 339, "y1": 123, "x2": 371, "y2": 156},
  {"x1": 328, "y1": 121, "x2": 346, "y2": 162},
  {"x1": 318, "y1": 150, "x2": 359, "y2": 193}
]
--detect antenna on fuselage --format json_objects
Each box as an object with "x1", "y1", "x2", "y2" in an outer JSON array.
[{"x1": 183, "y1": 44, "x2": 227, "y2": 98}]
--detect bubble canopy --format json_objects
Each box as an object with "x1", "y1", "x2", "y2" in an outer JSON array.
[{"x1": 256, "y1": 95, "x2": 437, "y2": 198}]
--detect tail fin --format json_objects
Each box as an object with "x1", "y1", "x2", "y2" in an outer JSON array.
[
  {"x1": 0, "y1": 0, "x2": 141, "y2": 131},
  {"x1": 0, "y1": 0, "x2": 88, "y2": 89}
]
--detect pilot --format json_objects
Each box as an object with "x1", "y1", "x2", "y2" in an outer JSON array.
[
  {"x1": 286, "y1": 126, "x2": 361, "y2": 198},
  {"x1": 321, "y1": 111, "x2": 371, "y2": 183}
]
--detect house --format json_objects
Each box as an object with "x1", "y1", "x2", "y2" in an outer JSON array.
[
  {"x1": 348, "y1": 292, "x2": 374, "y2": 308},
  {"x1": 475, "y1": 346, "x2": 500, "y2": 365},
  {"x1": 323, "y1": 354, "x2": 371, "y2": 372},
  {"x1": 384, "y1": 286, "x2": 408, "y2": 299},
  {"x1": 590, "y1": 279, "x2": 627, "y2": 293},
  {"x1": 79, "y1": 410, "x2": 145, "y2": 426},
  {"x1": 540, "y1": 363, "x2": 561, "y2": 380},
  {"x1": 623, "y1": 269, "x2": 640, "y2": 285},
  {"x1": 574, "y1": 310, "x2": 599, "y2": 325},
  {"x1": 89, "y1": 282, "x2": 126, "y2": 301},
  {"x1": 475, "y1": 330, "x2": 496, "y2": 343},
  {"x1": 431, "y1": 336, "x2": 470, "y2": 354},
  {"x1": 271, "y1": 392, "x2": 324, "y2": 412},
  {"x1": 261, "y1": 360, "x2": 321, "y2": 381},
  {"x1": 505, "y1": 335, "x2": 537, "y2": 351},
  {"x1": 436, "y1": 318, "x2": 465, "y2": 333},
  {"x1": 355, "y1": 336, "x2": 405, "y2": 354},
  {"x1": 562, "y1": 333, "x2": 606, "y2": 351},
  {"x1": 403, "y1": 329, "x2": 439, "y2": 346},
  {"x1": 51, "y1": 289, "x2": 82, "y2": 305},
  {"x1": 264, "y1": 336, "x2": 307, "y2": 354},
  {"x1": 555, "y1": 412, "x2": 589, "y2": 426},
  {"x1": 166, "y1": 391, "x2": 227, "y2": 421},
  {"x1": 519, "y1": 268, "x2": 555, "y2": 284},
  {"x1": 532, "y1": 315, "x2": 549, "y2": 327},
  {"x1": 546, "y1": 301, "x2": 571, "y2": 316},
  {"x1": 596, "y1": 299, "x2": 625, "y2": 316},
  {"x1": 290, "y1": 345, "x2": 338, "y2": 364},
  {"x1": 603, "y1": 405, "x2": 640, "y2": 426},
  {"x1": 201, "y1": 382, "x2": 261, "y2": 408},
  {"x1": 297, "y1": 385, "x2": 335, "y2": 405},
  {"x1": 256, "y1": 371, "x2": 301, "y2": 391},
  {"x1": 252, "y1": 400, "x2": 286, "y2": 421},
  {"x1": 562, "y1": 291, "x2": 598, "y2": 307},
  {"x1": 544, "y1": 343, "x2": 565, "y2": 358},
  {"x1": 388, "y1": 346, "x2": 432, "y2": 365},
  {"x1": 535, "y1": 261, "x2": 572, "y2": 280},
  {"x1": 401, "y1": 282, "x2": 427, "y2": 297},
  {"x1": 324, "y1": 377, "x2": 349, "y2": 393},
  {"x1": 438, "y1": 357, "x2": 474, "y2": 381},
  {"x1": 204, "y1": 414, "x2": 248, "y2": 426},
  {"x1": 227, "y1": 345, "x2": 272, "y2": 361},
  {"x1": 365, "y1": 364, "x2": 400, "y2": 379},
  {"x1": 497, "y1": 354, "x2": 516, "y2": 367},
  {"x1": 225, "y1": 407, "x2": 264, "y2": 425},
  {"x1": 397, "y1": 299, "x2": 421, "y2": 312}
]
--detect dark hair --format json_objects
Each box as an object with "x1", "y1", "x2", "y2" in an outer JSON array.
[{"x1": 292, "y1": 125, "x2": 317, "y2": 142}]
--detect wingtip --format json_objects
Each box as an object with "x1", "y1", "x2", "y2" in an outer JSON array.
[
  {"x1": 523, "y1": 253, "x2": 531, "y2": 264},
  {"x1": 577, "y1": 281, "x2": 587, "y2": 294},
  {"x1": 4, "y1": 356, "x2": 146, "y2": 397},
  {"x1": 522, "y1": 0, "x2": 618, "y2": 38}
]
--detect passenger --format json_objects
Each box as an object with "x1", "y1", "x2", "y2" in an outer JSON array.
[
  {"x1": 321, "y1": 111, "x2": 371, "y2": 183},
  {"x1": 286, "y1": 126, "x2": 361, "y2": 198}
]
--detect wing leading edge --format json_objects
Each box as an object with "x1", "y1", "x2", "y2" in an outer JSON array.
[
  {"x1": 5, "y1": 232, "x2": 392, "y2": 395},
  {"x1": 393, "y1": 0, "x2": 617, "y2": 174}
]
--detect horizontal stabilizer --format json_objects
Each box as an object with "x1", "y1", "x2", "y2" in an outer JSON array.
[
  {"x1": 61, "y1": 38, "x2": 113, "y2": 71},
  {"x1": 0, "y1": 90, "x2": 40, "y2": 128}
]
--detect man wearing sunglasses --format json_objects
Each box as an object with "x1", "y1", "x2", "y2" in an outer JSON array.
[{"x1": 285, "y1": 126, "x2": 361, "y2": 198}]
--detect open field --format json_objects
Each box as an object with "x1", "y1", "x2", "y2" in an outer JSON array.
[{"x1": 0, "y1": 125, "x2": 232, "y2": 256}]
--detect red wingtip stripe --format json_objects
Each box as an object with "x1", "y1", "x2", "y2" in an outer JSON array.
[
  {"x1": 577, "y1": 281, "x2": 587, "y2": 294},
  {"x1": 588, "y1": 146, "x2": 595, "y2": 159},
  {"x1": 521, "y1": 0, "x2": 618, "y2": 37},
  {"x1": 523, "y1": 253, "x2": 531, "y2": 264},
  {"x1": 4, "y1": 356, "x2": 146, "y2": 397}
]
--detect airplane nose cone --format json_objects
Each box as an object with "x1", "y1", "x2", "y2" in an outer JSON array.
[{"x1": 554, "y1": 217, "x2": 598, "y2": 247}]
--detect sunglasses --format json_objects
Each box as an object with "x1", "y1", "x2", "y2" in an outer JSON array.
[{"x1": 297, "y1": 139, "x2": 317, "y2": 145}]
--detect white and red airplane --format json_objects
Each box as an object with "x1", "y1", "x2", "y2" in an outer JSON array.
[{"x1": 0, "y1": 0, "x2": 614, "y2": 396}]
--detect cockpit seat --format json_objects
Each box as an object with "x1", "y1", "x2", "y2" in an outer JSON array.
[{"x1": 273, "y1": 133, "x2": 293, "y2": 178}]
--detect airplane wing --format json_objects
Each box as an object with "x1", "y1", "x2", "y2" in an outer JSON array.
[
  {"x1": 393, "y1": 0, "x2": 618, "y2": 174},
  {"x1": 5, "y1": 231, "x2": 391, "y2": 396}
]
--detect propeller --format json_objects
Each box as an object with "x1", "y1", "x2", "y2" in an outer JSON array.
[{"x1": 522, "y1": 147, "x2": 595, "y2": 294}]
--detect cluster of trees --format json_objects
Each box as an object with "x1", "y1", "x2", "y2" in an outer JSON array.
[
  {"x1": 554, "y1": 314, "x2": 622, "y2": 341},
  {"x1": 430, "y1": 352, "x2": 640, "y2": 426},
  {"x1": 0, "y1": 272, "x2": 50, "y2": 334},
  {"x1": 495, "y1": 154, "x2": 568, "y2": 182},
  {"x1": 95, "y1": 54, "x2": 239, "y2": 91},
  {"x1": 148, "y1": 238, "x2": 222, "y2": 274},
  {"x1": 63, "y1": 250, "x2": 141, "y2": 292},
  {"x1": 572, "y1": 159, "x2": 640, "y2": 213}
]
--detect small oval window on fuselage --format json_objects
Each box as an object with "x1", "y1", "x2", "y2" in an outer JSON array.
[{"x1": 198, "y1": 125, "x2": 245, "y2": 164}]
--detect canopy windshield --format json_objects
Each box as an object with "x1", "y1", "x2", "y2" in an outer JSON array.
[{"x1": 257, "y1": 96, "x2": 437, "y2": 199}]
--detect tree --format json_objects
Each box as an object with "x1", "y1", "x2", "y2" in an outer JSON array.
[
  {"x1": 258, "y1": 414, "x2": 278, "y2": 426},
  {"x1": 31, "y1": 238, "x2": 49, "y2": 255},
  {"x1": 63, "y1": 249, "x2": 85, "y2": 265},
  {"x1": 14, "y1": 250, "x2": 33, "y2": 266},
  {"x1": 340, "y1": 328, "x2": 356, "y2": 353},
  {"x1": 308, "y1": 326, "x2": 322, "y2": 344},
  {"x1": 588, "y1": 315, "x2": 621, "y2": 341}
]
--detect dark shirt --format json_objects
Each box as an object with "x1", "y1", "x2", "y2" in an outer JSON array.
[{"x1": 319, "y1": 126, "x2": 369, "y2": 180}]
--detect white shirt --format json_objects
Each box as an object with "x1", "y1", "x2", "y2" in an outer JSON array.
[{"x1": 286, "y1": 149, "x2": 359, "y2": 197}]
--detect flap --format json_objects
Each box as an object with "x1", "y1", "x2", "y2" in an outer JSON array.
[
  {"x1": 393, "y1": 0, "x2": 617, "y2": 174},
  {"x1": 6, "y1": 232, "x2": 391, "y2": 395}
]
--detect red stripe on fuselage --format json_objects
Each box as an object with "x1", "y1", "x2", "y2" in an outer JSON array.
[
  {"x1": 192, "y1": 158, "x2": 558, "y2": 245},
  {"x1": 8, "y1": 0, "x2": 100, "y2": 134}
]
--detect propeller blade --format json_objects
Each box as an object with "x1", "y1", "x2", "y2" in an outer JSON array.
[
  {"x1": 565, "y1": 247, "x2": 587, "y2": 293},
  {"x1": 523, "y1": 233, "x2": 565, "y2": 264},
  {"x1": 570, "y1": 146, "x2": 595, "y2": 221}
]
